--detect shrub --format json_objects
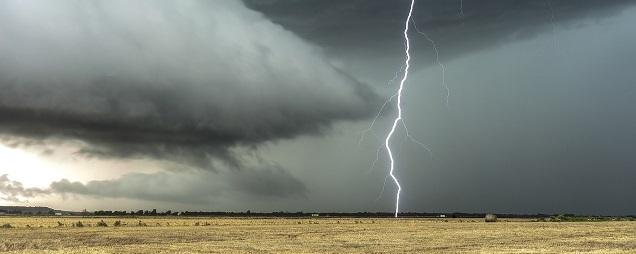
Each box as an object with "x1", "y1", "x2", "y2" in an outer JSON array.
[
  {"x1": 96, "y1": 220, "x2": 108, "y2": 227},
  {"x1": 137, "y1": 221, "x2": 147, "y2": 227},
  {"x1": 75, "y1": 221, "x2": 84, "y2": 228},
  {"x1": 57, "y1": 221, "x2": 65, "y2": 227},
  {"x1": 114, "y1": 220, "x2": 122, "y2": 227},
  {"x1": 1, "y1": 223, "x2": 13, "y2": 229}
]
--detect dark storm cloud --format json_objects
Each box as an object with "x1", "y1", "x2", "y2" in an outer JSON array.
[
  {"x1": 242, "y1": 0, "x2": 636, "y2": 216},
  {"x1": 246, "y1": 0, "x2": 635, "y2": 61},
  {"x1": 0, "y1": 0, "x2": 379, "y2": 168},
  {"x1": 2, "y1": 0, "x2": 636, "y2": 214}
]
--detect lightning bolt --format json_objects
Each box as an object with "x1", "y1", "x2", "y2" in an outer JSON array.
[
  {"x1": 385, "y1": 0, "x2": 415, "y2": 218},
  {"x1": 412, "y1": 19, "x2": 449, "y2": 108}
]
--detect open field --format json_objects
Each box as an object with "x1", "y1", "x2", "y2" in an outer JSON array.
[{"x1": 1, "y1": 217, "x2": 635, "y2": 253}]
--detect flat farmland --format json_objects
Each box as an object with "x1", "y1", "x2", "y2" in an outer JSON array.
[{"x1": 1, "y1": 217, "x2": 634, "y2": 253}]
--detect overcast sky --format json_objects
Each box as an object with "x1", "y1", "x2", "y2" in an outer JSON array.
[{"x1": 1, "y1": 0, "x2": 635, "y2": 215}]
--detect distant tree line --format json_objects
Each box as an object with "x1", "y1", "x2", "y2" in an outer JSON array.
[
  {"x1": 3, "y1": 207, "x2": 635, "y2": 218},
  {"x1": 94, "y1": 209, "x2": 179, "y2": 216},
  {"x1": 86, "y1": 210, "x2": 636, "y2": 219}
]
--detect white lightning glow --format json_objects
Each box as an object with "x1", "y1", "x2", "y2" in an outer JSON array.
[{"x1": 385, "y1": 0, "x2": 415, "y2": 218}]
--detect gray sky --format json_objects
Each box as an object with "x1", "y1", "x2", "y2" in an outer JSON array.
[{"x1": 1, "y1": 0, "x2": 635, "y2": 215}]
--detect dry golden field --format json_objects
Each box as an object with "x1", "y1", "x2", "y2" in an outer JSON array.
[{"x1": 0, "y1": 217, "x2": 635, "y2": 253}]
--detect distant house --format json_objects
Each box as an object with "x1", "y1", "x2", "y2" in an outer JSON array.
[
  {"x1": 439, "y1": 214, "x2": 446, "y2": 218},
  {"x1": 54, "y1": 212, "x2": 63, "y2": 216},
  {"x1": 311, "y1": 213, "x2": 320, "y2": 217}
]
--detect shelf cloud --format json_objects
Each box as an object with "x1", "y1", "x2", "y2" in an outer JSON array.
[{"x1": 0, "y1": 0, "x2": 379, "y2": 169}]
